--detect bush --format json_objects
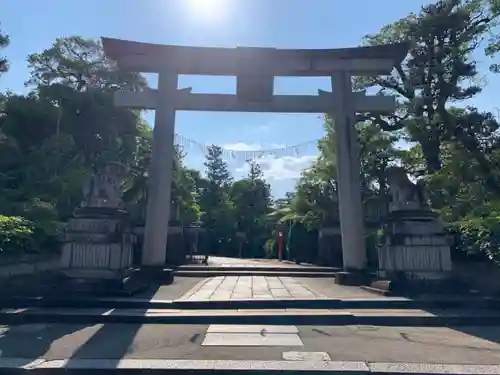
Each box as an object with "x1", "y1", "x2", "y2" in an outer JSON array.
[
  {"x1": 445, "y1": 213, "x2": 500, "y2": 264},
  {"x1": 0, "y1": 215, "x2": 62, "y2": 256},
  {"x1": 0, "y1": 215, "x2": 38, "y2": 255},
  {"x1": 264, "y1": 238, "x2": 276, "y2": 258}
]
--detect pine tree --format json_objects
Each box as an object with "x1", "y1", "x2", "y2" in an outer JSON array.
[
  {"x1": 204, "y1": 145, "x2": 232, "y2": 187},
  {"x1": 0, "y1": 24, "x2": 10, "y2": 75}
]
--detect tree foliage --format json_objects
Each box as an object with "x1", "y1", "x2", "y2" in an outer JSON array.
[
  {"x1": 273, "y1": 0, "x2": 500, "y2": 264},
  {"x1": 3, "y1": 0, "x2": 500, "y2": 265},
  {"x1": 0, "y1": 23, "x2": 9, "y2": 76}
]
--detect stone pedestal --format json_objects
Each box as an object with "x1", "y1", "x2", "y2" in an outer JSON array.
[
  {"x1": 378, "y1": 210, "x2": 452, "y2": 282},
  {"x1": 59, "y1": 207, "x2": 143, "y2": 295}
]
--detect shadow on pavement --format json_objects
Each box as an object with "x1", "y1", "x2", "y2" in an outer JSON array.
[
  {"x1": 0, "y1": 285, "x2": 162, "y2": 365},
  {"x1": 65, "y1": 280, "x2": 204, "y2": 362},
  {"x1": 68, "y1": 285, "x2": 161, "y2": 361},
  {"x1": 0, "y1": 322, "x2": 92, "y2": 362},
  {"x1": 453, "y1": 326, "x2": 500, "y2": 346}
]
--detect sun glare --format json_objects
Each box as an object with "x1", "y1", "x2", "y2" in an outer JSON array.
[{"x1": 185, "y1": 0, "x2": 227, "y2": 23}]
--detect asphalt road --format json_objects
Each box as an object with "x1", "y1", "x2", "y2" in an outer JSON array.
[
  {"x1": 3, "y1": 262, "x2": 499, "y2": 366},
  {"x1": 1, "y1": 323, "x2": 500, "y2": 364}
]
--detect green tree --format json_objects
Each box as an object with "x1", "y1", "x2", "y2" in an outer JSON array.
[
  {"x1": 123, "y1": 128, "x2": 201, "y2": 226},
  {"x1": 0, "y1": 23, "x2": 9, "y2": 76},
  {"x1": 171, "y1": 146, "x2": 201, "y2": 224},
  {"x1": 199, "y1": 145, "x2": 235, "y2": 255},
  {"x1": 0, "y1": 36, "x2": 149, "y2": 255},
  {"x1": 484, "y1": 0, "x2": 500, "y2": 72},
  {"x1": 285, "y1": 117, "x2": 400, "y2": 230},
  {"x1": 358, "y1": 0, "x2": 492, "y2": 175},
  {"x1": 231, "y1": 160, "x2": 272, "y2": 257},
  {"x1": 204, "y1": 145, "x2": 232, "y2": 187},
  {"x1": 26, "y1": 37, "x2": 147, "y2": 170},
  {"x1": 26, "y1": 36, "x2": 145, "y2": 91}
]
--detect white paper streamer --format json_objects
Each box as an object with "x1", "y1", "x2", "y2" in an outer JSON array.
[{"x1": 173, "y1": 133, "x2": 319, "y2": 162}]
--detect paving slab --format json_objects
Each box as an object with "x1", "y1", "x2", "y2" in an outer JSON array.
[
  {"x1": 207, "y1": 325, "x2": 299, "y2": 334},
  {"x1": 181, "y1": 276, "x2": 328, "y2": 301},
  {"x1": 130, "y1": 278, "x2": 207, "y2": 303},
  {"x1": 299, "y1": 278, "x2": 384, "y2": 299},
  {"x1": 205, "y1": 257, "x2": 336, "y2": 270},
  {"x1": 202, "y1": 332, "x2": 304, "y2": 347}
]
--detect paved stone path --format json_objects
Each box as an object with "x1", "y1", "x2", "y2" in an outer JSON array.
[
  {"x1": 205, "y1": 256, "x2": 330, "y2": 268},
  {"x1": 179, "y1": 275, "x2": 372, "y2": 348},
  {"x1": 207, "y1": 257, "x2": 275, "y2": 266},
  {"x1": 181, "y1": 276, "x2": 326, "y2": 301},
  {"x1": 178, "y1": 275, "x2": 328, "y2": 347}
]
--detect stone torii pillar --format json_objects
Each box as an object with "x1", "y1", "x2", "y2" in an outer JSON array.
[
  {"x1": 330, "y1": 72, "x2": 366, "y2": 270},
  {"x1": 141, "y1": 72, "x2": 178, "y2": 266}
]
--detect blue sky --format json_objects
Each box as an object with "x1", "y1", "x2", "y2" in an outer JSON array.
[{"x1": 1, "y1": 0, "x2": 499, "y2": 197}]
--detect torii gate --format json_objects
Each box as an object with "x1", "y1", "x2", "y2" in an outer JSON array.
[{"x1": 102, "y1": 38, "x2": 408, "y2": 271}]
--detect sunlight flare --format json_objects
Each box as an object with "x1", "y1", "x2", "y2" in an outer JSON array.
[{"x1": 184, "y1": 0, "x2": 227, "y2": 23}]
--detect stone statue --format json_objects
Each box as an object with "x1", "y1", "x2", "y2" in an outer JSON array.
[
  {"x1": 386, "y1": 166, "x2": 428, "y2": 212},
  {"x1": 81, "y1": 162, "x2": 127, "y2": 209}
]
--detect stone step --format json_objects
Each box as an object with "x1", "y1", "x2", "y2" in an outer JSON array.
[
  {"x1": 177, "y1": 265, "x2": 340, "y2": 272},
  {"x1": 2, "y1": 295, "x2": 498, "y2": 310},
  {"x1": 2, "y1": 307, "x2": 500, "y2": 326},
  {"x1": 2, "y1": 358, "x2": 497, "y2": 375},
  {"x1": 173, "y1": 270, "x2": 337, "y2": 277}
]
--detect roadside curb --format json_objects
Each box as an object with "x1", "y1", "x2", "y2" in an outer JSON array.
[
  {"x1": 173, "y1": 270, "x2": 337, "y2": 277},
  {"x1": 2, "y1": 310, "x2": 500, "y2": 326},
  {"x1": 176, "y1": 266, "x2": 340, "y2": 272},
  {"x1": 2, "y1": 296, "x2": 499, "y2": 310},
  {"x1": 1, "y1": 358, "x2": 499, "y2": 374}
]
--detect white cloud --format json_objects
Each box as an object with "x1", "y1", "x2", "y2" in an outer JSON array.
[
  {"x1": 223, "y1": 142, "x2": 286, "y2": 151},
  {"x1": 223, "y1": 142, "x2": 262, "y2": 151},
  {"x1": 269, "y1": 143, "x2": 286, "y2": 149},
  {"x1": 236, "y1": 155, "x2": 317, "y2": 181},
  {"x1": 223, "y1": 142, "x2": 317, "y2": 181},
  {"x1": 394, "y1": 139, "x2": 416, "y2": 150}
]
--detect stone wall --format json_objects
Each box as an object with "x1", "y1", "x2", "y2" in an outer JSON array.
[
  {"x1": 317, "y1": 227, "x2": 343, "y2": 266},
  {"x1": 453, "y1": 260, "x2": 500, "y2": 296},
  {"x1": 166, "y1": 226, "x2": 185, "y2": 265},
  {"x1": 0, "y1": 254, "x2": 60, "y2": 279},
  {"x1": 133, "y1": 225, "x2": 187, "y2": 266},
  {"x1": 317, "y1": 225, "x2": 380, "y2": 268}
]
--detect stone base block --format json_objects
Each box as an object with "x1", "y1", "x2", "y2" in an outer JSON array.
[
  {"x1": 0, "y1": 272, "x2": 65, "y2": 297},
  {"x1": 61, "y1": 241, "x2": 133, "y2": 274},
  {"x1": 365, "y1": 275, "x2": 470, "y2": 297},
  {"x1": 335, "y1": 271, "x2": 370, "y2": 286},
  {"x1": 378, "y1": 245, "x2": 452, "y2": 278},
  {"x1": 378, "y1": 210, "x2": 453, "y2": 282},
  {"x1": 54, "y1": 272, "x2": 149, "y2": 297},
  {"x1": 4, "y1": 270, "x2": 149, "y2": 298},
  {"x1": 138, "y1": 267, "x2": 174, "y2": 285}
]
